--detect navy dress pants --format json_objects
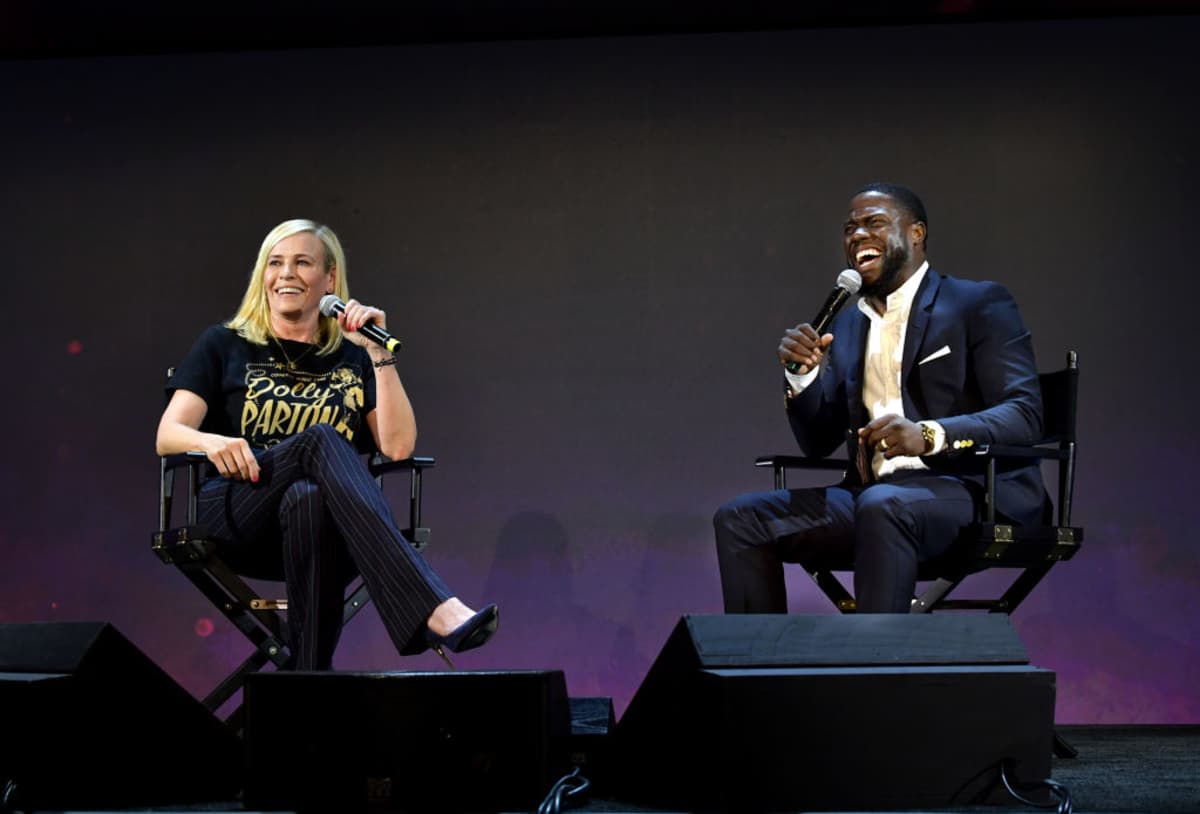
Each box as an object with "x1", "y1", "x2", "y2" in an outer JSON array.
[
  {"x1": 198, "y1": 423, "x2": 452, "y2": 668},
  {"x1": 713, "y1": 470, "x2": 979, "y2": 613}
]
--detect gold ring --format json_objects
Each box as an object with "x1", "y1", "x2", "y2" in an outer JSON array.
[{"x1": 879, "y1": 438, "x2": 889, "y2": 451}]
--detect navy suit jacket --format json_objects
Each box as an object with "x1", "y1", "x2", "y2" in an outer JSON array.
[{"x1": 785, "y1": 268, "x2": 1049, "y2": 526}]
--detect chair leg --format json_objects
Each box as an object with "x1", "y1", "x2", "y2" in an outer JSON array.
[
  {"x1": 995, "y1": 562, "x2": 1054, "y2": 614},
  {"x1": 225, "y1": 703, "x2": 247, "y2": 737},
  {"x1": 1053, "y1": 729, "x2": 1078, "y2": 759},
  {"x1": 811, "y1": 568, "x2": 856, "y2": 612},
  {"x1": 341, "y1": 580, "x2": 372, "y2": 625},
  {"x1": 912, "y1": 577, "x2": 959, "y2": 612}
]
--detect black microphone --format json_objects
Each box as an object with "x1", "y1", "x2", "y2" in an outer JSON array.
[
  {"x1": 784, "y1": 269, "x2": 863, "y2": 374},
  {"x1": 319, "y1": 295, "x2": 403, "y2": 354}
]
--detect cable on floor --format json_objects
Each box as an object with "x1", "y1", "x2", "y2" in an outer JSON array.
[
  {"x1": 536, "y1": 766, "x2": 592, "y2": 814},
  {"x1": 1000, "y1": 758, "x2": 1074, "y2": 814}
]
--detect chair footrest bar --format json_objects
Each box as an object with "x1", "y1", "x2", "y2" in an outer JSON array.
[{"x1": 927, "y1": 599, "x2": 1012, "y2": 611}]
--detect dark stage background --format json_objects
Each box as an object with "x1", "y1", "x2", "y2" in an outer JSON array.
[{"x1": 2, "y1": 12, "x2": 1197, "y2": 723}]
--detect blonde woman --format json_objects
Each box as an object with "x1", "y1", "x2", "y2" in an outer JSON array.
[{"x1": 156, "y1": 219, "x2": 497, "y2": 668}]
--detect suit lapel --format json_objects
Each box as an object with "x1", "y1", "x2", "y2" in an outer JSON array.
[
  {"x1": 902, "y1": 268, "x2": 940, "y2": 377},
  {"x1": 899, "y1": 268, "x2": 941, "y2": 419},
  {"x1": 842, "y1": 308, "x2": 871, "y2": 429}
]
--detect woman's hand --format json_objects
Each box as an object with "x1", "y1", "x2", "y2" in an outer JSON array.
[
  {"x1": 337, "y1": 298, "x2": 388, "y2": 349},
  {"x1": 329, "y1": 299, "x2": 415, "y2": 460},
  {"x1": 202, "y1": 434, "x2": 261, "y2": 481},
  {"x1": 157, "y1": 389, "x2": 262, "y2": 481}
]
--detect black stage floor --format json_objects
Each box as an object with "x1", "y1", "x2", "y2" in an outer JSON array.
[{"x1": 8, "y1": 724, "x2": 1196, "y2": 814}]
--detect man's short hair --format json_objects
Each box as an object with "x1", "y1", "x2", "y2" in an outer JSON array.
[{"x1": 853, "y1": 182, "x2": 928, "y2": 231}]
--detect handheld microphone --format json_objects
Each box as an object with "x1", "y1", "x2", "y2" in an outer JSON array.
[
  {"x1": 319, "y1": 295, "x2": 403, "y2": 354},
  {"x1": 784, "y1": 269, "x2": 863, "y2": 374}
]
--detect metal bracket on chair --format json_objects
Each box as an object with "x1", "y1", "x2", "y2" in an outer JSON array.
[
  {"x1": 405, "y1": 527, "x2": 431, "y2": 551},
  {"x1": 1048, "y1": 528, "x2": 1082, "y2": 561},
  {"x1": 152, "y1": 526, "x2": 216, "y2": 567},
  {"x1": 982, "y1": 524, "x2": 1013, "y2": 559},
  {"x1": 258, "y1": 637, "x2": 289, "y2": 664}
]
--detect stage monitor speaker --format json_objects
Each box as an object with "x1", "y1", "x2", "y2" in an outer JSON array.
[
  {"x1": 567, "y1": 696, "x2": 617, "y2": 795},
  {"x1": 243, "y1": 669, "x2": 571, "y2": 812},
  {"x1": 616, "y1": 614, "x2": 1056, "y2": 812},
  {"x1": 0, "y1": 621, "x2": 242, "y2": 810}
]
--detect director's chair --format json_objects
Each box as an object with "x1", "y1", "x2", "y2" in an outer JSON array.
[
  {"x1": 755, "y1": 351, "x2": 1082, "y2": 616},
  {"x1": 152, "y1": 445, "x2": 434, "y2": 731}
]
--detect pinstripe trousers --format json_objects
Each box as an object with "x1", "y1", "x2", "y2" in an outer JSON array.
[{"x1": 197, "y1": 423, "x2": 452, "y2": 669}]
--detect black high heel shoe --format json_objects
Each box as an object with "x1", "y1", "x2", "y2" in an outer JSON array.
[{"x1": 426, "y1": 604, "x2": 499, "y2": 668}]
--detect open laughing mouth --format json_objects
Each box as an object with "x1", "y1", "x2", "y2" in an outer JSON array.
[{"x1": 854, "y1": 246, "x2": 882, "y2": 273}]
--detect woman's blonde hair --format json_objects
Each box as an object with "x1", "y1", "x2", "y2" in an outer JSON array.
[{"x1": 226, "y1": 219, "x2": 349, "y2": 355}]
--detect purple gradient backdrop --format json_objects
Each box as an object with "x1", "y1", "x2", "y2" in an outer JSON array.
[{"x1": 2, "y1": 15, "x2": 1198, "y2": 723}]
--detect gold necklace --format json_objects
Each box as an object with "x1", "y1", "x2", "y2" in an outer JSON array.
[{"x1": 272, "y1": 335, "x2": 317, "y2": 371}]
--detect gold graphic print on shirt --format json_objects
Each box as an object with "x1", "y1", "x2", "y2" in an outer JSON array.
[{"x1": 240, "y1": 362, "x2": 366, "y2": 448}]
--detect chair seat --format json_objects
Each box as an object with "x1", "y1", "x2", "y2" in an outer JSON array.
[{"x1": 972, "y1": 522, "x2": 1083, "y2": 564}]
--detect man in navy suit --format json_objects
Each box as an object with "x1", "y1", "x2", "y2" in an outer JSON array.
[{"x1": 714, "y1": 183, "x2": 1049, "y2": 613}]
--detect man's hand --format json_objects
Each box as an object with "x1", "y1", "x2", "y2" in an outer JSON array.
[
  {"x1": 779, "y1": 324, "x2": 833, "y2": 375},
  {"x1": 859, "y1": 414, "x2": 925, "y2": 458}
]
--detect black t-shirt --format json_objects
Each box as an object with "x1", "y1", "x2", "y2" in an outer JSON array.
[{"x1": 168, "y1": 325, "x2": 378, "y2": 454}]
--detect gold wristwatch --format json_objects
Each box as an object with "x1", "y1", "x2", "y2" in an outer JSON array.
[{"x1": 918, "y1": 421, "x2": 936, "y2": 455}]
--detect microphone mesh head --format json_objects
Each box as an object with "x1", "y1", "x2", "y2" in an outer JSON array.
[
  {"x1": 837, "y1": 269, "x2": 863, "y2": 294},
  {"x1": 318, "y1": 294, "x2": 341, "y2": 317}
]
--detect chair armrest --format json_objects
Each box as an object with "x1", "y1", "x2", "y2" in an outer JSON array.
[
  {"x1": 755, "y1": 455, "x2": 850, "y2": 471},
  {"x1": 974, "y1": 445, "x2": 1070, "y2": 462},
  {"x1": 163, "y1": 450, "x2": 209, "y2": 468},
  {"x1": 368, "y1": 454, "x2": 436, "y2": 476},
  {"x1": 165, "y1": 451, "x2": 438, "y2": 475}
]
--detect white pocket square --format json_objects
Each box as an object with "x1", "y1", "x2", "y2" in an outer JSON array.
[{"x1": 918, "y1": 345, "x2": 951, "y2": 365}]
